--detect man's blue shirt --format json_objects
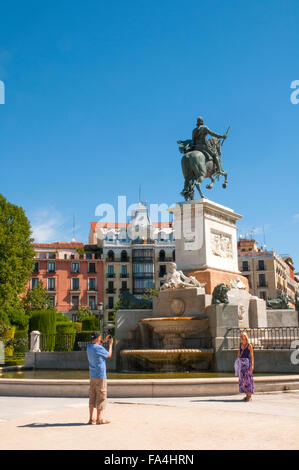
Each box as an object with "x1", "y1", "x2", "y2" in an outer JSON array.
[{"x1": 87, "y1": 343, "x2": 109, "y2": 379}]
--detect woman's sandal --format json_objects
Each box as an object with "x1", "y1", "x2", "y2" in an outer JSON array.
[{"x1": 87, "y1": 419, "x2": 96, "y2": 425}]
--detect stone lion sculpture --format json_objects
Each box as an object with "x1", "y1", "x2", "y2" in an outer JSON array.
[
  {"x1": 212, "y1": 283, "x2": 229, "y2": 305},
  {"x1": 119, "y1": 290, "x2": 152, "y2": 310},
  {"x1": 161, "y1": 262, "x2": 205, "y2": 290},
  {"x1": 266, "y1": 292, "x2": 290, "y2": 310}
]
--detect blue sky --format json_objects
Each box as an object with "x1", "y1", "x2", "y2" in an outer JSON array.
[{"x1": 0, "y1": 0, "x2": 299, "y2": 267}]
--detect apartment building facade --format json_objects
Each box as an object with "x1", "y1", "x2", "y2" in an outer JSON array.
[
  {"x1": 89, "y1": 202, "x2": 175, "y2": 323},
  {"x1": 238, "y1": 239, "x2": 299, "y2": 306},
  {"x1": 28, "y1": 242, "x2": 104, "y2": 318}
]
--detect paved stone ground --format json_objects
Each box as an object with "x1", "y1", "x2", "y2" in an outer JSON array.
[{"x1": 0, "y1": 392, "x2": 299, "y2": 450}]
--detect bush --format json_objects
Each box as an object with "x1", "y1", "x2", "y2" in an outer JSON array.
[
  {"x1": 29, "y1": 309, "x2": 56, "y2": 351},
  {"x1": 73, "y1": 322, "x2": 82, "y2": 333},
  {"x1": 55, "y1": 322, "x2": 76, "y2": 351},
  {"x1": 7, "y1": 307, "x2": 29, "y2": 329},
  {"x1": 3, "y1": 326, "x2": 16, "y2": 357},
  {"x1": 56, "y1": 311, "x2": 71, "y2": 323},
  {"x1": 82, "y1": 316, "x2": 99, "y2": 331},
  {"x1": 74, "y1": 330, "x2": 93, "y2": 351},
  {"x1": 29, "y1": 309, "x2": 57, "y2": 334},
  {"x1": 0, "y1": 310, "x2": 9, "y2": 325},
  {"x1": 14, "y1": 329, "x2": 29, "y2": 353},
  {"x1": 77, "y1": 306, "x2": 92, "y2": 321}
]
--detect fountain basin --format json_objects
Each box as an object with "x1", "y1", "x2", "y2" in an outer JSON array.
[
  {"x1": 121, "y1": 348, "x2": 214, "y2": 372},
  {"x1": 141, "y1": 316, "x2": 209, "y2": 349}
]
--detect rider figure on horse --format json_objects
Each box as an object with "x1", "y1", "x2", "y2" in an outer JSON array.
[{"x1": 192, "y1": 117, "x2": 227, "y2": 174}]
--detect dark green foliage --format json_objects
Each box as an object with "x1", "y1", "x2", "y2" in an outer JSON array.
[
  {"x1": 77, "y1": 306, "x2": 93, "y2": 321},
  {"x1": 74, "y1": 331, "x2": 93, "y2": 351},
  {"x1": 82, "y1": 316, "x2": 100, "y2": 331},
  {"x1": 29, "y1": 309, "x2": 56, "y2": 334},
  {"x1": 23, "y1": 281, "x2": 51, "y2": 313},
  {"x1": 14, "y1": 329, "x2": 29, "y2": 353},
  {"x1": 0, "y1": 309, "x2": 9, "y2": 325},
  {"x1": 7, "y1": 306, "x2": 29, "y2": 329},
  {"x1": 55, "y1": 322, "x2": 76, "y2": 351},
  {"x1": 56, "y1": 311, "x2": 71, "y2": 323},
  {"x1": 29, "y1": 309, "x2": 57, "y2": 351},
  {"x1": 0, "y1": 194, "x2": 35, "y2": 311}
]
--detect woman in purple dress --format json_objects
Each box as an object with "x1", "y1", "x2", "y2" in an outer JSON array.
[{"x1": 237, "y1": 332, "x2": 254, "y2": 401}]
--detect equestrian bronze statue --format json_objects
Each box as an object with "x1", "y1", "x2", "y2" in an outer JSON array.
[{"x1": 178, "y1": 116, "x2": 230, "y2": 200}]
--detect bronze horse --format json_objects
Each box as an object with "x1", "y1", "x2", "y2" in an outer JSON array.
[{"x1": 178, "y1": 137, "x2": 228, "y2": 200}]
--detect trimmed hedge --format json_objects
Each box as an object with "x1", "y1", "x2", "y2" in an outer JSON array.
[
  {"x1": 82, "y1": 316, "x2": 100, "y2": 331},
  {"x1": 14, "y1": 329, "x2": 29, "y2": 353},
  {"x1": 29, "y1": 309, "x2": 56, "y2": 334},
  {"x1": 29, "y1": 309, "x2": 56, "y2": 351},
  {"x1": 74, "y1": 330, "x2": 94, "y2": 351},
  {"x1": 55, "y1": 322, "x2": 76, "y2": 351},
  {"x1": 73, "y1": 322, "x2": 82, "y2": 333}
]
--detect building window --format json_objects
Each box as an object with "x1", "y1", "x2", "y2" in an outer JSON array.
[
  {"x1": 33, "y1": 262, "x2": 39, "y2": 273},
  {"x1": 121, "y1": 265, "x2": 128, "y2": 277},
  {"x1": 86, "y1": 253, "x2": 92, "y2": 260},
  {"x1": 71, "y1": 262, "x2": 80, "y2": 273},
  {"x1": 259, "y1": 274, "x2": 267, "y2": 287},
  {"x1": 121, "y1": 281, "x2": 128, "y2": 291},
  {"x1": 88, "y1": 278, "x2": 96, "y2": 291},
  {"x1": 242, "y1": 261, "x2": 249, "y2": 272},
  {"x1": 31, "y1": 278, "x2": 39, "y2": 289},
  {"x1": 71, "y1": 295, "x2": 80, "y2": 309},
  {"x1": 121, "y1": 250, "x2": 128, "y2": 262},
  {"x1": 48, "y1": 295, "x2": 56, "y2": 307},
  {"x1": 159, "y1": 250, "x2": 166, "y2": 261},
  {"x1": 39, "y1": 252, "x2": 47, "y2": 259},
  {"x1": 47, "y1": 277, "x2": 56, "y2": 291},
  {"x1": 107, "y1": 250, "x2": 115, "y2": 262},
  {"x1": 72, "y1": 278, "x2": 80, "y2": 290},
  {"x1": 108, "y1": 297, "x2": 114, "y2": 309},
  {"x1": 159, "y1": 265, "x2": 167, "y2": 278},
  {"x1": 48, "y1": 262, "x2": 55, "y2": 273},
  {"x1": 258, "y1": 260, "x2": 265, "y2": 271},
  {"x1": 48, "y1": 252, "x2": 55, "y2": 259},
  {"x1": 88, "y1": 262, "x2": 96, "y2": 273},
  {"x1": 172, "y1": 250, "x2": 175, "y2": 261},
  {"x1": 107, "y1": 265, "x2": 114, "y2": 277},
  {"x1": 88, "y1": 296, "x2": 96, "y2": 310}
]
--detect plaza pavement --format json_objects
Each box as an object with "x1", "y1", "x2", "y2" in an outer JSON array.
[{"x1": 0, "y1": 392, "x2": 299, "y2": 450}]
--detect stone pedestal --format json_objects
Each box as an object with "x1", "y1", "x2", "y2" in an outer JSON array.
[
  {"x1": 249, "y1": 297, "x2": 267, "y2": 327},
  {"x1": 169, "y1": 198, "x2": 249, "y2": 294},
  {"x1": 153, "y1": 287, "x2": 211, "y2": 317}
]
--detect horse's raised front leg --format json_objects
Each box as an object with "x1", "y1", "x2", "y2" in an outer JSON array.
[
  {"x1": 206, "y1": 175, "x2": 215, "y2": 190},
  {"x1": 222, "y1": 171, "x2": 228, "y2": 188}
]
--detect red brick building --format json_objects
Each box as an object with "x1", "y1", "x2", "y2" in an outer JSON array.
[{"x1": 28, "y1": 242, "x2": 104, "y2": 318}]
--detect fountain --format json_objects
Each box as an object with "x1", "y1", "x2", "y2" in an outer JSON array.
[
  {"x1": 120, "y1": 266, "x2": 214, "y2": 372},
  {"x1": 120, "y1": 317, "x2": 213, "y2": 371}
]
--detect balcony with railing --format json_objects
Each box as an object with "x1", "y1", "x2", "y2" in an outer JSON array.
[
  {"x1": 106, "y1": 288, "x2": 116, "y2": 294},
  {"x1": 133, "y1": 272, "x2": 154, "y2": 279}
]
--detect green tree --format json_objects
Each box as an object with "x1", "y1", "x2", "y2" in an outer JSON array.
[
  {"x1": 0, "y1": 194, "x2": 35, "y2": 311},
  {"x1": 77, "y1": 305, "x2": 93, "y2": 321},
  {"x1": 23, "y1": 281, "x2": 51, "y2": 313}
]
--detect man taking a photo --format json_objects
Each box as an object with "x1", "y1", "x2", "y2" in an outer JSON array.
[{"x1": 87, "y1": 331, "x2": 113, "y2": 425}]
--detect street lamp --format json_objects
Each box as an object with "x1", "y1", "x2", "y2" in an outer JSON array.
[{"x1": 96, "y1": 301, "x2": 104, "y2": 333}]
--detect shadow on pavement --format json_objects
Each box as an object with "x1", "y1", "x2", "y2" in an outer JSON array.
[
  {"x1": 191, "y1": 398, "x2": 244, "y2": 403},
  {"x1": 18, "y1": 422, "x2": 89, "y2": 428}
]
